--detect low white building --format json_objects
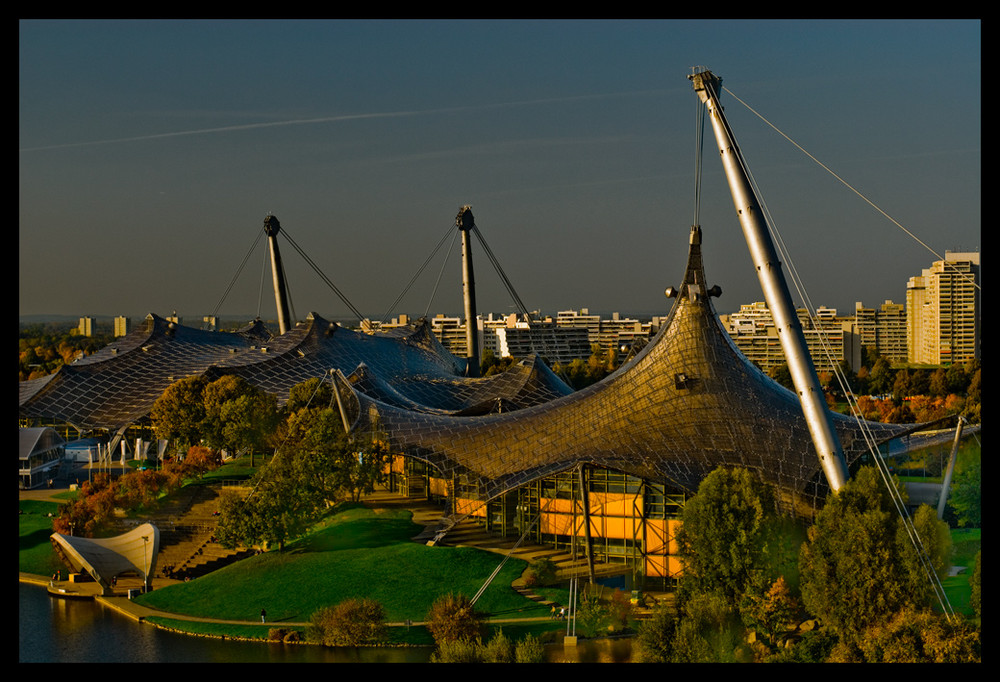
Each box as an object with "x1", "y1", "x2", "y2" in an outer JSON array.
[{"x1": 19, "y1": 427, "x2": 65, "y2": 490}]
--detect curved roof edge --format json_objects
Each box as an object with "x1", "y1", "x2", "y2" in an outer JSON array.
[{"x1": 50, "y1": 523, "x2": 160, "y2": 591}]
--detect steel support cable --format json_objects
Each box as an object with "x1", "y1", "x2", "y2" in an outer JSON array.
[
  {"x1": 379, "y1": 222, "x2": 457, "y2": 326},
  {"x1": 470, "y1": 493, "x2": 559, "y2": 606},
  {"x1": 472, "y1": 222, "x2": 561, "y2": 359},
  {"x1": 723, "y1": 85, "x2": 979, "y2": 294},
  {"x1": 257, "y1": 233, "x2": 269, "y2": 320},
  {"x1": 472, "y1": 224, "x2": 532, "y2": 317},
  {"x1": 213, "y1": 228, "x2": 266, "y2": 319},
  {"x1": 279, "y1": 250, "x2": 298, "y2": 327},
  {"x1": 693, "y1": 93, "x2": 706, "y2": 227},
  {"x1": 424, "y1": 227, "x2": 460, "y2": 319},
  {"x1": 278, "y1": 228, "x2": 367, "y2": 323},
  {"x1": 725, "y1": 93, "x2": 955, "y2": 619}
]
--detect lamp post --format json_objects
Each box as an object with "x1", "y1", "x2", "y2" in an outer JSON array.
[{"x1": 141, "y1": 535, "x2": 149, "y2": 592}]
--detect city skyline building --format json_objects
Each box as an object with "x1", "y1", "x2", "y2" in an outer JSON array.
[
  {"x1": 76, "y1": 317, "x2": 94, "y2": 337},
  {"x1": 113, "y1": 316, "x2": 131, "y2": 338},
  {"x1": 854, "y1": 300, "x2": 908, "y2": 363},
  {"x1": 906, "y1": 251, "x2": 981, "y2": 366},
  {"x1": 719, "y1": 302, "x2": 857, "y2": 375}
]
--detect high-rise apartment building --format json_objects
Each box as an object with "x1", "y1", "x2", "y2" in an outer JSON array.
[
  {"x1": 113, "y1": 316, "x2": 131, "y2": 338},
  {"x1": 906, "y1": 251, "x2": 980, "y2": 365},
  {"x1": 77, "y1": 316, "x2": 94, "y2": 337},
  {"x1": 720, "y1": 303, "x2": 857, "y2": 373},
  {"x1": 854, "y1": 300, "x2": 907, "y2": 363}
]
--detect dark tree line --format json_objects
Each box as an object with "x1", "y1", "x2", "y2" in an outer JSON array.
[
  {"x1": 767, "y1": 353, "x2": 981, "y2": 424},
  {"x1": 19, "y1": 323, "x2": 115, "y2": 381}
]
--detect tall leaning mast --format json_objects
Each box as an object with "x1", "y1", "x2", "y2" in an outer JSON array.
[
  {"x1": 690, "y1": 69, "x2": 850, "y2": 492},
  {"x1": 263, "y1": 214, "x2": 292, "y2": 335},
  {"x1": 456, "y1": 205, "x2": 481, "y2": 377}
]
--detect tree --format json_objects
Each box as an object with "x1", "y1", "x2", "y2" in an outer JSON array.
[
  {"x1": 201, "y1": 375, "x2": 279, "y2": 456},
  {"x1": 480, "y1": 629, "x2": 514, "y2": 663},
  {"x1": 854, "y1": 607, "x2": 980, "y2": 663},
  {"x1": 308, "y1": 598, "x2": 387, "y2": 647},
  {"x1": 798, "y1": 466, "x2": 940, "y2": 642},
  {"x1": 739, "y1": 574, "x2": 798, "y2": 650},
  {"x1": 948, "y1": 458, "x2": 981, "y2": 527},
  {"x1": 891, "y1": 368, "x2": 911, "y2": 402},
  {"x1": 215, "y1": 453, "x2": 321, "y2": 551},
  {"x1": 902, "y1": 504, "x2": 952, "y2": 585},
  {"x1": 768, "y1": 363, "x2": 794, "y2": 391},
  {"x1": 286, "y1": 407, "x2": 390, "y2": 504},
  {"x1": 150, "y1": 375, "x2": 209, "y2": 451},
  {"x1": 969, "y1": 550, "x2": 981, "y2": 619},
  {"x1": 575, "y1": 594, "x2": 611, "y2": 638},
  {"x1": 868, "y1": 357, "x2": 895, "y2": 395},
  {"x1": 429, "y1": 630, "x2": 543, "y2": 663},
  {"x1": 284, "y1": 376, "x2": 333, "y2": 414},
  {"x1": 929, "y1": 368, "x2": 949, "y2": 397},
  {"x1": 675, "y1": 467, "x2": 782, "y2": 609},
  {"x1": 424, "y1": 593, "x2": 484, "y2": 647},
  {"x1": 480, "y1": 349, "x2": 516, "y2": 377},
  {"x1": 522, "y1": 557, "x2": 557, "y2": 587}
]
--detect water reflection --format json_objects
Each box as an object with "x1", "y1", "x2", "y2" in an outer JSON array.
[
  {"x1": 20, "y1": 584, "x2": 431, "y2": 663},
  {"x1": 20, "y1": 583, "x2": 631, "y2": 663}
]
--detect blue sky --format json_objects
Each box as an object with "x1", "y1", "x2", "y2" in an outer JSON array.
[{"x1": 19, "y1": 19, "x2": 980, "y2": 324}]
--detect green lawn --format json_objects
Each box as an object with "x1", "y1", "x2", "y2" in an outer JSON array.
[
  {"x1": 18, "y1": 500, "x2": 65, "y2": 577},
  {"x1": 942, "y1": 528, "x2": 981, "y2": 618},
  {"x1": 135, "y1": 503, "x2": 552, "y2": 630}
]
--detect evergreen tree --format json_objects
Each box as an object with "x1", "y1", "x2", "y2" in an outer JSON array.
[
  {"x1": 676, "y1": 467, "x2": 782, "y2": 608},
  {"x1": 798, "y1": 467, "x2": 942, "y2": 643}
]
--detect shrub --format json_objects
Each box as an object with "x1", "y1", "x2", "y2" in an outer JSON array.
[
  {"x1": 523, "y1": 557, "x2": 557, "y2": 586},
  {"x1": 633, "y1": 605, "x2": 678, "y2": 662},
  {"x1": 425, "y1": 593, "x2": 484, "y2": 646},
  {"x1": 514, "y1": 634, "x2": 546, "y2": 663},
  {"x1": 574, "y1": 596, "x2": 610, "y2": 638},
  {"x1": 671, "y1": 592, "x2": 750, "y2": 663},
  {"x1": 430, "y1": 637, "x2": 482, "y2": 663},
  {"x1": 480, "y1": 629, "x2": 513, "y2": 663},
  {"x1": 308, "y1": 598, "x2": 387, "y2": 646}
]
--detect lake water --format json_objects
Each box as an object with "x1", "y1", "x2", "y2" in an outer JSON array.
[
  {"x1": 18, "y1": 583, "x2": 430, "y2": 663},
  {"x1": 19, "y1": 583, "x2": 631, "y2": 663}
]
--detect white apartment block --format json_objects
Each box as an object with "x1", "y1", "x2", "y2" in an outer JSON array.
[
  {"x1": 555, "y1": 309, "x2": 652, "y2": 358},
  {"x1": 720, "y1": 302, "x2": 858, "y2": 374},
  {"x1": 113, "y1": 316, "x2": 132, "y2": 338},
  {"x1": 906, "y1": 251, "x2": 980, "y2": 365},
  {"x1": 77, "y1": 316, "x2": 95, "y2": 337}
]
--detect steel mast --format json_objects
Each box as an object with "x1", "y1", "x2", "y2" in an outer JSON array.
[
  {"x1": 456, "y1": 205, "x2": 481, "y2": 377},
  {"x1": 690, "y1": 69, "x2": 849, "y2": 492},
  {"x1": 263, "y1": 214, "x2": 292, "y2": 335}
]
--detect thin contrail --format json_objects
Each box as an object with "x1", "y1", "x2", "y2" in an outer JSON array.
[
  {"x1": 19, "y1": 90, "x2": 665, "y2": 153},
  {"x1": 19, "y1": 110, "x2": 433, "y2": 152}
]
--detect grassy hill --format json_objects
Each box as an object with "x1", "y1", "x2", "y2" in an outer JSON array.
[{"x1": 134, "y1": 502, "x2": 553, "y2": 639}]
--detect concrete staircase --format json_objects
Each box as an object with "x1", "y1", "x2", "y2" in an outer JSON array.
[
  {"x1": 145, "y1": 484, "x2": 252, "y2": 580},
  {"x1": 412, "y1": 501, "x2": 631, "y2": 584}
]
